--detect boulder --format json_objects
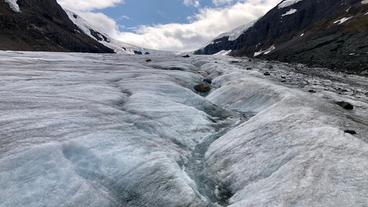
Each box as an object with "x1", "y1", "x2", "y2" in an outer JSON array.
[
  {"x1": 344, "y1": 130, "x2": 357, "y2": 135},
  {"x1": 194, "y1": 83, "x2": 211, "y2": 93},
  {"x1": 336, "y1": 101, "x2": 354, "y2": 110}
]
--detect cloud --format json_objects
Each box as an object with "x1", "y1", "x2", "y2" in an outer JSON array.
[
  {"x1": 212, "y1": 0, "x2": 235, "y2": 6},
  {"x1": 120, "y1": 15, "x2": 130, "y2": 20},
  {"x1": 57, "y1": 0, "x2": 124, "y2": 11},
  {"x1": 77, "y1": 12, "x2": 121, "y2": 37},
  {"x1": 116, "y1": 0, "x2": 280, "y2": 51},
  {"x1": 183, "y1": 0, "x2": 201, "y2": 7}
]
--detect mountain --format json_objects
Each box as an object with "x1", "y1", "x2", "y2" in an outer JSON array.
[
  {"x1": 65, "y1": 10, "x2": 150, "y2": 55},
  {"x1": 0, "y1": 0, "x2": 113, "y2": 53},
  {"x1": 196, "y1": 0, "x2": 368, "y2": 74}
]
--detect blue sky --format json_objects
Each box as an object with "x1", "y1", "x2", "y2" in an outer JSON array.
[
  {"x1": 102, "y1": 0, "x2": 214, "y2": 32},
  {"x1": 58, "y1": 0, "x2": 280, "y2": 51}
]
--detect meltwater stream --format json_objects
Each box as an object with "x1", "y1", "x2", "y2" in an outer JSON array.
[{"x1": 183, "y1": 104, "x2": 255, "y2": 206}]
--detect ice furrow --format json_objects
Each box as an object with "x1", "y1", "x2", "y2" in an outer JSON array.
[{"x1": 181, "y1": 63, "x2": 256, "y2": 206}]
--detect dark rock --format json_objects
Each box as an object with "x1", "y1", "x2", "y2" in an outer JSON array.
[
  {"x1": 134, "y1": 50, "x2": 143, "y2": 55},
  {"x1": 246, "y1": 67, "x2": 252, "y2": 70},
  {"x1": 281, "y1": 76, "x2": 286, "y2": 79},
  {"x1": 194, "y1": 83, "x2": 211, "y2": 93},
  {"x1": 89, "y1": 29, "x2": 110, "y2": 42},
  {"x1": 337, "y1": 88, "x2": 348, "y2": 92},
  {"x1": 203, "y1": 78, "x2": 212, "y2": 84},
  {"x1": 361, "y1": 70, "x2": 368, "y2": 76},
  {"x1": 336, "y1": 101, "x2": 354, "y2": 110},
  {"x1": 145, "y1": 59, "x2": 152, "y2": 62},
  {"x1": 264, "y1": 72, "x2": 271, "y2": 76},
  {"x1": 308, "y1": 89, "x2": 317, "y2": 93},
  {"x1": 182, "y1": 54, "x2": 190, "y2": 58},
  {"x1": 230, "y1": 60, "x2": 240, "y2": 64},
  {"x1": 344, "y1": 130, "x2": 357, "y2": 135},
  {"x1": 281, "y1": 80, "x2": 287, "y2": 83},
  {"x1": 145, "y1": 52, "x2": 150, "y2": 55}
]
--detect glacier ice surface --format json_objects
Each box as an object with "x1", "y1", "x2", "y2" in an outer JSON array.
[{"x1": 0, "y1": 51, "x2": 368, "y2": 207}]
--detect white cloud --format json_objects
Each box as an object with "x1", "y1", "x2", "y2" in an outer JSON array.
[
  {"x1": 57, "y1": 0, "x2": 124, "y2": 11},
  {"x1": 212, "y1": 0, "x2": 235, "y2": 6},
  {"x1": 120, "y1": 15, "x2": 130, "y2": 20},
  {"x1": 76, "y1": 12, "x2": 120, "y2": 37},
  {"x1": 116, "y1": 0, "x2": 280, "y2": 51},
  {"x1": 183, "y1": 0, "x2": 200, "y2": 7}
]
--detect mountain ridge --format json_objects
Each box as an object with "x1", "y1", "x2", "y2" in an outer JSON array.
[
  {"x1": 196, "y1": 0, "x2": 368, "y2": 74},
  {"x1": 0, "y1": 0, "x2": 113, "y2": 53},
  {"x1": 65, "y1": 10, "x2": 150, "y2": 55}
]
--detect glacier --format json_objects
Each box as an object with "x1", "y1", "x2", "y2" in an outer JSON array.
[{"x1": 0, "y1": 51, "x2": 368, "y2": 207}]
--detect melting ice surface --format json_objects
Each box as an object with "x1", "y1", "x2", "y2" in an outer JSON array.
[{"x1": 0, "y1": 51, "x2": 368, "y2": 207}]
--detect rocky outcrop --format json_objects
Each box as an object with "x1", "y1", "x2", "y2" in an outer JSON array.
[
  {"x1": 0, "y1": 0, "x2": 113, "y2": 53},
  {"x1": 196, "y1": 0, "x2": 368, "y2": 74}
]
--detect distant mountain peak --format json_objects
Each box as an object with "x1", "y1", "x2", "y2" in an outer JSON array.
[{"x1": 65, "y1": 10, "x2": 149, "y2": 55}]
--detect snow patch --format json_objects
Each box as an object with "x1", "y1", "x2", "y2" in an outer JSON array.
[
  {"x1": 214, "y1": 50, "x2": 232, "y2": 56},
  {"x1": 281, "y1": 9, "x2": 297, "y2": 17},
  {"x1": 334, "y1": 16, "x2": 353, "y2": 25},
  {"x1": 216, "y1": 21, "x2": 255, "y2": 41},
  {"x1": 362, "y1": 0, "x2": 368, "y2": 4},
  {"x1": 254, "y1": 45, "x2": 276, "y2": 57},
  {"x1": 278, "y1": 0, "x2": 303, "y2": 8},
  {"x1": 4, "y1": 0, "x2": 20, "y2": 12}
]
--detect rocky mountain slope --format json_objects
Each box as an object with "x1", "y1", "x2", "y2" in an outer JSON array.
[
  {"x1": 65, "y1": 10, "x2": 150, "y2": 55},
  {"x1": 0, "y1": 0, "x2": 113, "y2": 53},
  {"x1": 197, "y1": 0, "x2": 368, "y2": 74}
]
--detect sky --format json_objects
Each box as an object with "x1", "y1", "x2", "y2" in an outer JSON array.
[{"x1": 58, "y1": 0, "x2": 281, "y2": 51}]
